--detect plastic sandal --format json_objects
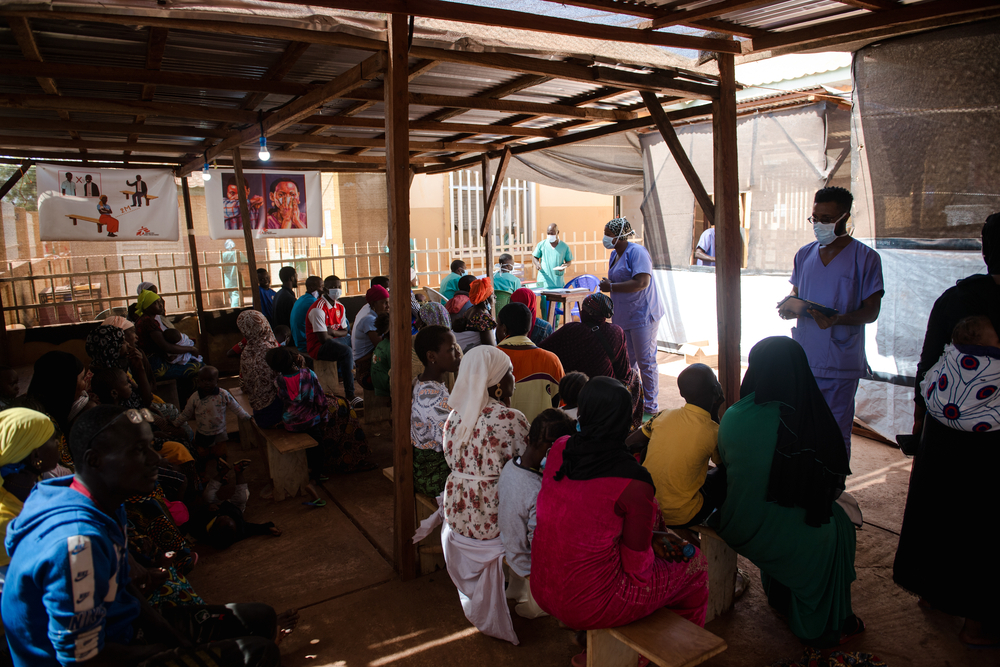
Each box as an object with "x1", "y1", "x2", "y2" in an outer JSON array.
[{"x1": 302, "y1": 498, "x2": 327, "y2": 508}]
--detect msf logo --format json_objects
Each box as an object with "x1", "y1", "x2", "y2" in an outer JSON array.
[{"x1": 135, "y1": 226, "x2": 159, "y2": 237}]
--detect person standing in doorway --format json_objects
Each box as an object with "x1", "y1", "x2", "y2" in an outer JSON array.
[
  {"x1": 599, "y1": 217, "x2": 664, "y2": 420},
  {"x1": 694, "y1": 223, "x2": 715, "y2": 266},
  {"x1": 532, "y1": 224, "x2": 573, "y2": 325},
  {"x1": 221, "y1": 240, "x2": 241, "y2": 309},
  {"x1": 778, "y1": 186, "x2": 883, "y2": 459}
]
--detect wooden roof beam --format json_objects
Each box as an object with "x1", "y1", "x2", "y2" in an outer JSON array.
[
  {"x1": 6, "y1": 16, "x2": 81, "y2": 143},
  {"x1": 834, "y1": 0, "x2": 899, "y2": 10},
  {"x1": 750, "y1": 0, "x2": 1000, "y2": 52},
  {"x1": 0, "y1": 118, "x2": 232, "y2": 139},
  {"x1": 648, "y1": 0, "x2": 776, "y2": 30},
  {"x1": 685, "y1": 18, "x2": 768, "y2": 38},
  {"x1": 128, "y1": 27, "x2": 170, "y2": 156},
  {"x1": 0, "y1": 95, "x2": 260, "y2": 123},
  {"x1": 0, "y1": 59, "x2": 312, "y2": 96},
  {"x1": 269, "y1": 132, "x2": 503, "y2": 152},
  {"x1": 178, "y1": 51, "x2": 386, "y2": 175},
  {"x1": 235, "y1": 148, "x2": 445, "y2": 165},
  {"x1": 261, "y1": 0, "x2": 740, "y2": 52},
  {"x1": 0, "y1": 147, "x2": 182, "y2": 163},
  {"x1": 300, "y1": 115, "x2": 563, "y2": 138},
  {"x1": 0, "y1": 134, "x2": 211, "y2": 154}
]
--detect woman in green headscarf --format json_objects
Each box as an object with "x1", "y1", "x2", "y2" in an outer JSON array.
[{"x1": 0, "y1": 408, "x2": 59, "y2": 590}]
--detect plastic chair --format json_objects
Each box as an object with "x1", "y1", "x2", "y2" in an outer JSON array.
[
  {"x1": 495, "y1": 290, "x2": 512, "y2": 313},
  {"x1": 555, "y1": 274, "x2": 600, "y2": 321}
]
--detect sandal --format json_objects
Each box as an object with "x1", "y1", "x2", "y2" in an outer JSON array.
[
  {"x1": 303, "y1": 498, "x2": 327, "y2": 508},
  {"x1": 839, "y1": 615, "x2": 865, "y2": 644},
  {"x1": 350, "y1": 396, "x2": 365, "y2": 410}
]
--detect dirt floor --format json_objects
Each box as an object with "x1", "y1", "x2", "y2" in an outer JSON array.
[{"x1": 12, "y1": 355, "x2": 993, "y2": 666}]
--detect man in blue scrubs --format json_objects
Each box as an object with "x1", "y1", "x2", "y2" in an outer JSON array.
[
  {"x1": 779, "y1": 187, "x2": 884, "y2": 459},
  {"x1": 440, "y1": 259, "x2": 466, "y2": 303},
  {"x1": 532, "y1": 223, "x2": 573, "y2": 325}
]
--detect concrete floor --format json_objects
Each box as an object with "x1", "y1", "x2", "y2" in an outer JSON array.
[{"x1": 13, "y1": 353, "x2": 984, "y2": 666}]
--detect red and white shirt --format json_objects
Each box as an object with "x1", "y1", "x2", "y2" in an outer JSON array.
[{"x1": 305, "y1": 297, "x2": 348, "y2": 358}]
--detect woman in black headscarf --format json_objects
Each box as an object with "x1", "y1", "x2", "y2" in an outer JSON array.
[
  {"x1": 530, "y1": 376, "x2": 709, "y2": 640},
  {"x1": 540, "y1": 293, "x2": 643, "y2": 430},
  {"x1": 894, "y1": 213, "x2": 1000, "y2": 646},
  {"x1": 711, "y1": 336, "x2": 861, "y2": 647}
]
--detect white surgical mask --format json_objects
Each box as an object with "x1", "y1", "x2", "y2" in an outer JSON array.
[
  {"x1": 329, "y1": 288, "x2": 342, "y2": 301},
  {"x1": 602, "y1": 235, "x2": 617, "y2": 249},
  {"x1": 547, "y1": 234, "x2": 558, "y2": 243},
  {"x1": 310, "y1": 290, "x2": 320, "y2": 298},
  {"x1": 810, "y1": 211, "x2": 850, "y2": 246},
  {"x1": 500, "y1": 264, "x2": 512, "y2": 273}
]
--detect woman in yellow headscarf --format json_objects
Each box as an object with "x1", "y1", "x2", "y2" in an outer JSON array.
[{"x1": 0, "y1": 408, "x2": 58, "y2": 593}]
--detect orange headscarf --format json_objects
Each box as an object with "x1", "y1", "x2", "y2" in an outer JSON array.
[{"x1": 469, "y1": 277, "x2": 494, "y2": 305}]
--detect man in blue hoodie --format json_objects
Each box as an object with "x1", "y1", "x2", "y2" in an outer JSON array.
[{"x1": 2, "y1": 405, "x2": 283, "y2": 667}]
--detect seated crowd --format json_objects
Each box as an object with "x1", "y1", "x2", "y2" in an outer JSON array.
[{"x1": 4, "y1": 210, "x2": 999, "y2": 664}]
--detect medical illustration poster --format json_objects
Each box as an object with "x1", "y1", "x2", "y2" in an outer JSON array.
[
  {"x1": 205, "y1": 170, "x2": 321, "y2": 239},
  {"x1": 36, "y1": 164, "x2": 179, "y2": 241}
]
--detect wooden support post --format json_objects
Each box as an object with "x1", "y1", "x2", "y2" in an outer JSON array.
[
  {"x1": 386, "y1": 12, "x2": 416, "y2": 581},
  {"x1": 0, "y1": 280, "x2": 8, "y2": 367},
  {"x1": 479, "y1": 147, "x2": 512, "y2": 237},
  {"x1": 640, "y1": 92, "x2": 715, "y2": 224},
  {"x1": 481, "y1": 154, "x2": 494, "y2": 307},
  {"x1": 230, "y1": 149, "x2": 260, "y2": 311},
  {"x1": 0, "y1": 160, "x2": 31, "y2": 200},
  {"x1": 181, "y1": 177, "x2": 209, "y2": 360},
  {"x1": 712, "y1": 54, "x2": 741, "y2": 406}
]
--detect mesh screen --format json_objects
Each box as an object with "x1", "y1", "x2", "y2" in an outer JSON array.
[{"x1": 853, "y1": 20, "x2": 1000, "y2": 243}]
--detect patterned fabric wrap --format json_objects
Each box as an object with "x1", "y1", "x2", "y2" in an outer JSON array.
[
  {"x1": 86, "y1": 325, "x2": 127, "y2": 370},
  {"x1": 606, "y1": 216, "x2": 635, "y2": 239},
  {"x1": 237, "y1": 310, "x2": 280, "y2": 411},
  {"x1": 321, "y1": 394, "x2": 373, "y2": 471},
  {"x1": 920, "y1": 342, "x2": 1000, "y2": 432},
  {"x1": 146, "y1": 565, "x2": 205, "y2": 608},
  {"x1": 465, "y1": 308, "x2": 496, "y2": 333},
  {"x1": 581, "y1": 293, "x2": 614, "y2": 322},
  {"x1": 418, "y1": 302, "x2": 451, "y2": 328},
  {"x1": 768, "y1": 648, "x2": 887, "y2": 667},
  {"x1": 414, "y1": 447, "x2": 451, "y2": 497},
  {"x1": 125, "y1": 484, "x2": 195, "y2": 574}
]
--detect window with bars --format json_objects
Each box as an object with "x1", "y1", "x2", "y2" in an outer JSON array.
[{"x1": 449, "y1": 169, "x2": 534, "y2": 254}]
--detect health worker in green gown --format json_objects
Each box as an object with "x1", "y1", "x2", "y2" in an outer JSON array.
[{"x1": 711, "y1": 336, "x2": 863, "y2": 647}]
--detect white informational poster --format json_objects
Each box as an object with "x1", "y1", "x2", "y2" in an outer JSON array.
[
  {"x1": 204, "y1": 170, "x2": 322, "y2": 240},
  {"x1": 36, "y1": 164, "x2": 179, "y2": 241}
]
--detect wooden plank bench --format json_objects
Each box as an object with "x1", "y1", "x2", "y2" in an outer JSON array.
[
  {"x1": 65, "y1": 214, "x2": 105, "y2": 233},
  {"x1": 313, "y1": 358, "x2": 339, "y2": 394},
  {"x1": 242, "y1": 422, "x2": 318, "y2": 502},
  {"x1": 692, "y1": 525, "x2": 738, "y2": 623},
  {"x1": 119, "y1": 190, "x2": 159, "y2": 204},
  {"x1": 383, "y1": 466, "x2": 446, "y2": 575},
  {"x1": 588, "y1": 607, "x2": 727, "y2": 667}
]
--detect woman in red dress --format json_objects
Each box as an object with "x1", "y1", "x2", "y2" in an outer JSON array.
[{"x1": 97, "y1": 194, "x2": 119, "y2": 237}]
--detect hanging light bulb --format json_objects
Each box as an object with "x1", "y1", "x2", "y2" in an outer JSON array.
[{"x1": 258, "y1": 135, "x2": 270, "y2": 161}]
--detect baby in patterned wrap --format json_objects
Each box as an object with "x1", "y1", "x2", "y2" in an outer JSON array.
[{"x1": 920, "y1": 315, "x2": 1000, "y2": 432}]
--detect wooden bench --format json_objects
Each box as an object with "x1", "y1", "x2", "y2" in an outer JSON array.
[
  {"x1": 239, "y1": 419, "x2": 317, "y2": 502},
  {"x1": 587, "y1": 607, "x2": 726, "y2": 667},
  {"x1": 313, "y1": 358, "x2": 339, "y2": 393},
  {"x1": 692, "y1": 525, "x2": 738, "y2": 623},
  {"x1": 65, "y1": 214, "x2": 106, "y2": 233},
  {"x1": 119, "y1": 190, "x2": 159, "y2": 204},
  {"x1": 383, "y1": 466, "x2": 445, "y2": 575}
]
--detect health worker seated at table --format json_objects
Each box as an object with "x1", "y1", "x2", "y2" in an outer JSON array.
[
  {"x1": 530, "y1": 376, "x2": 709, "y2": 646},
  {"x1": 711, "y1": 336, "x2": 862, "y2": 647}
]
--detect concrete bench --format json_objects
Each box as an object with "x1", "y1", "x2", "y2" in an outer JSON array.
[
  {"x1": 692, "y1": 525, "x2": 738, "y2": 623},
  {"x1": 65, "y1": 214, "x2": 106, "y2": 233},
  {"x1": 240, "y1": 418, "x2": 317, "y2": 502},
  {"x1": 383, "y1": 466, "x2": 445, "y2": 575},
  {"x1": 587, "y1": 607, "x2": 726, "y2": 667}
]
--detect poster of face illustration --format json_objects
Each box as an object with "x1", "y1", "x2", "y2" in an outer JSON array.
[
  {"x1": 36, "y1": 164, "x2": 180, "y2": 241},
  {"x1": 204, "y1": 170, "x2": 322, "y2": 239}
]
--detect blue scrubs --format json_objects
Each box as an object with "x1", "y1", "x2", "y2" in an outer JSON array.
[
  {"x1": 790, "y1": 238, "x2": 884, "y2": 457},
  {"x1": 608, "y1": 242, "x2": 665, "y2": 413}
]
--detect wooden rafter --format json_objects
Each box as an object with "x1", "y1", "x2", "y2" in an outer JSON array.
[
  {"x1": 750, "y1": 0, "x2": 1000, "y2": 52},
  {"x1": 0, "y1": 148, "x2": 183, "y2": 163},
  {"x1": 6, "y1": 16, "x2": 81, "y2": 143},
  {"x1": 238, "y1": 41, "x2": 312, "y2": 114},
  {"x1": 269, "y1": 133, "x2": 503, "y2": 152},
  {"x1": 301, "y1": 116, "x2": 563, "y2": 138},
  {"x1": 259, "y1": 0, "x2": 740, "y2": 52},
  {"x1": 648, "y1": 0, "x2": 776, "y2": 30},
  {"x1": 178, "y1": 52, "x2": 386, "y2": 175},
  {"x1": 127, "y1": 27, "x2": 170, "y2": 156},
  {"x1": 0, "y1": 118, "x2": 232, "y2": 139},
  {"x1": 834, "y1": 0, "x2": 899, "y2": 10}
]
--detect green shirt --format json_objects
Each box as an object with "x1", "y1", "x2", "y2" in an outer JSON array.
[
  {"x1": 532, "y1": 240, "x2": 573, "y2": 289},
  {"x1": 492, "y1": 271, "x2": 522, "y2": 295},
  {"x1": 372, "y1": 337, "x2": 392, "y2": 397}
]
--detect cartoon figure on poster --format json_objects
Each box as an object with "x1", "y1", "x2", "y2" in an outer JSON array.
[
  {"x1": 264, "y1": 174, "x2": 307, "y2": 230},
  {"x1": 223, "y1": 175, "x2": 265, "y2": 230},
  {"x1": 204, "y1": 170, "x2": 321, "y2": 239},
  {"x1": 36, "y1": 164, "x2": 179, "y2": 241}
]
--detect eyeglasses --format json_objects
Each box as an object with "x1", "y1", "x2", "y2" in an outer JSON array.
[
  {"x1": 807, "y1": 211, "x2": 849, "y2": 225},
  {"x1": 86, "y1": 408, "x2": 156, "y2": 450}
]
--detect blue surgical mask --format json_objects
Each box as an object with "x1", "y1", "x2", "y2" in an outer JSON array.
[
  {"x1": 812, "y1": 222, "x2": 838, "y2": 246},
  {"x1": 602, "y1": 235, "x2": 616, "y2": 249}
]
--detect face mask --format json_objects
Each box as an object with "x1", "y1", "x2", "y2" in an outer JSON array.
[
  {"x1": 458, "y1": 269, "x2": 466, "y2": 276},
  {"x1": 310, "y1": 290, "x2": 320, "y2": 298},
  {"x1": 812, "y1": 222, "x2": 841, "y2": 246},
  {"x1": 602, "y1": 235, "x2": 617, "y2": 249},
  {"x1": 500, "y1": 264, "x2": 512, "y2": 273},
  {"x1": 329, "y1": 288, "x2": 342, "y2": 301},
  {"x1": 547, "y1": 234, "x2": 558, "y2": 243}
]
